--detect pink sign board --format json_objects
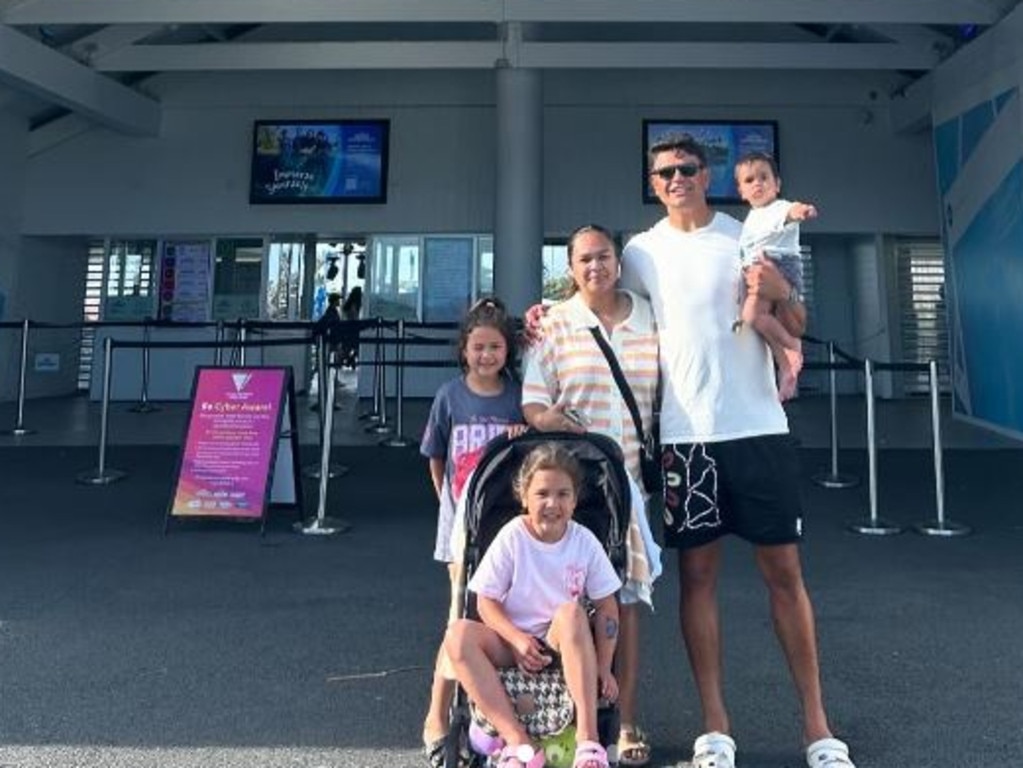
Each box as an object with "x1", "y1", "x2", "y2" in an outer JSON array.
[{"x1": 170, "y1": 368, "x2": 288, "y2": 520}]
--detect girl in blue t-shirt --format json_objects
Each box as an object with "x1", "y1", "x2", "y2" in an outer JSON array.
[{"x1": 420, "y1": 297, "x2": 526, "y2": 767}]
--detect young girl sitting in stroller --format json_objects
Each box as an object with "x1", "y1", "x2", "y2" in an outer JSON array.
[{"x1": 444, "y1": 443, "x2": 620, "y2": 768}]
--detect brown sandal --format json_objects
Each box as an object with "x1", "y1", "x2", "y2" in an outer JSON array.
[{"x1": 617, "y1": 726, "x2": 651, "y2": 767}]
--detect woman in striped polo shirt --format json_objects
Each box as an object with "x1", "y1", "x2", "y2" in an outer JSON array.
[{"x1": 522, "y1": 223, "x2": 662, "y2": 767}]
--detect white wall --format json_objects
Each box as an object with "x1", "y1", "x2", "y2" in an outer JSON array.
[
  {"x1": 15, "y1": 236, "x2": 88, "y2": 398},
  {"x1": 25, "y1": 70, "x2": 497, "y2": 237},
  {"x1": 542, "y1": 69, "x2": 939, "y2": 236},
  {"x1": 15, "y1": 67, "x2": 945, "y2": 402},
  {"x1": 23, "y1": 68, "x2": 940, "y2": 238},
  {"x1": 804, "y1": 234, "x2": 859, "y2": 395},
  {"x1": 0, "y1": 112, "x2": 28, "y2": 400},
  {"x1": 850, "y1": 235, "x2": 896, "y2": 398}
]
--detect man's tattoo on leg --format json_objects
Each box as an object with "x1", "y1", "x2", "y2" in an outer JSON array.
[{"x1": 604, "y1": 617, "x2": 619, "y2": 639}]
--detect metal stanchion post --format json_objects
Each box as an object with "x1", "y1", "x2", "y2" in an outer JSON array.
[
  {"x1": 77, "y1": 337, "x2": 127, "y2": 485},
  {"x1": 214, "y1": 320, "x2": 225, "y2": 366},
  {"x1": 238, "y1": 320, "x2": 247, "y2": 367},
  {"x1": 915, "y1": 360, "x2": 970, "y2": 537},
  {"x1": 848, "y1": 359, "x2": 902, "y2": 535},
  {"x1": 381, "y1": 318, "x2": 413, "y2": 448},
  {"x1": 315, "y1": 333, "x2": 327, "y2": 414},
  {"x1": 365, "y1": 322, "x2": 392, "y2": 435},
  {"x1": 295, "y1": 367, "x2": 351, "y2": 535},
  {"x1": 129, "y1": 319, "x2": 159, "y2": 413},
  {"x1": 813, "y1": 342, "x2": 857, "y2": 488},
  {"x1": 359, "y1": 318, "x2": 384, "y2": 422},
  {"x1": 304, "y1": 334, "x2": 349, "y2": 480},
  {"x1": 6, "y1": 318, "x2": 35, "y2": 436}
]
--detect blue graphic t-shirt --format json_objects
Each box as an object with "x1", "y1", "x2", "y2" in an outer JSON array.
[{"x1": 420, "y1": 376, "x2": 523, "y2": 562}]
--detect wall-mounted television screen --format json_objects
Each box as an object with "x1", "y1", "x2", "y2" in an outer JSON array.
[
  {"x1": 250, "y1": 119, "x2": 389, "y2": 204},
  {"x1": 642, "y1": 120, "x2": 778, "y2": 205}
]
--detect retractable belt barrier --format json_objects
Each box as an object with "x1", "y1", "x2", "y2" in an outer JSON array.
[
  {"x1": 74, "y1": 334, "x2": 316, "y2": 487},
  {"x1": 2, "y1": 318, "x2": 972, "y2": 538}
]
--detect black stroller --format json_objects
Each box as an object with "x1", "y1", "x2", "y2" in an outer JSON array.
[{"x1": 443, "y1": 431, "x2": 633, "y2": 768}]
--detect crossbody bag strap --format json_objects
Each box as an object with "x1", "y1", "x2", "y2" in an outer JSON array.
[{"x1": 588, "y1": 326, "x2": 647, "y2": 447}]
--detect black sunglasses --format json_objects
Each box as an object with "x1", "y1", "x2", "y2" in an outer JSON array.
[{"x1": 650, "y1": 163, "x2": 703, "y2": 181}]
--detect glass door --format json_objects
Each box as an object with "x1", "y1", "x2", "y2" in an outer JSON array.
[
  {"x1": 265, "y1": 239, "x2": 306, "y2": 321},
  {"x1": 212, "y1": 238, "x2": 264, "y2": 320}
]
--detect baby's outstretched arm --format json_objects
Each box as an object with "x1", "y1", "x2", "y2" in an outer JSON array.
[{"x1": 787, "y1": 200, "x2": 818, "y2": 223}]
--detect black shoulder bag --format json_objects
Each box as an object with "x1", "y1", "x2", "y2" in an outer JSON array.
[{"x1": 588, "y1": 327, "x2": 662, "y2": 495}]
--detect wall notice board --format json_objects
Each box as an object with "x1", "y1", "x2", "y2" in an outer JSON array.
[{"x1": 422, "y1": 236, "x2": 473, "y2": 323}]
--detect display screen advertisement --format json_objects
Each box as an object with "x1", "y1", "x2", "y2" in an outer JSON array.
[
  {"x1": 168, "y1": 368, "x2": 289, "y2": 523},
  {"x1": 642, "y1": 120, "x2": 779, "y2": 204},
  {"x1": 249, "y1": 119, "x2": 389, "y2": 204}
]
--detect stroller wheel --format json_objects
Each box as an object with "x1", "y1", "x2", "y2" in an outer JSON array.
[{"x1": 443, "y1": 718, "x2": 476, "y2": 768}]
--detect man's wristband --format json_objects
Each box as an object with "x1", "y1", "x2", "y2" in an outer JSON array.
[{"x1": 787, "y1": 286, "x2": 803, "y2": 305}]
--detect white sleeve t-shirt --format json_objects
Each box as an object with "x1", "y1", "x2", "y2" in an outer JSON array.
[
  {"x1": 621, "y1": 213, "x2": 788, "y2": 444},
  {"x1": 467, "y1": 518, "x2": 621, "y2": 638},
  {"x1": 739, "y1": 198, "x2": 801, "y2": 267}
]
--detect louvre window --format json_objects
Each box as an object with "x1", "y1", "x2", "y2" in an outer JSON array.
[{"x1": 896, "y1": 240, "x2": 949, "y2": 395}]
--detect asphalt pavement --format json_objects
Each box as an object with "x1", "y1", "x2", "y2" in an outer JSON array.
[{"x1": 1, "y1": 443, "x2": 1021, "y2": 768}]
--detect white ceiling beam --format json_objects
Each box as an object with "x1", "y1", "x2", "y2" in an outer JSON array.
[
  {"x1": 94, "y1": 40, "x2": 940, "y2": 72},
  {"x1": 67, "y1": 24, "x2": 167, "y2": 65},
  {"x1": 505, "y1": 0, "x2": 1006, "y2": 25},
  {"x1": 866, "y1": 23, "x2": 956, "y2": 48},
  {"x1": 524, "y1": 42, "x2": 940, "y2": 70},
  {"x1": 96, "y1": 41, "x2": 504, "y2": 71},
  {"x1": 0, "y1": 24, "x2": 159, "y2": 135},
  {"x1": 1, "y1": 0, "x2": 501, "y2": 25},
  {"x1": 2, "y1": 0, "x2": 1005, "y2": 26}
]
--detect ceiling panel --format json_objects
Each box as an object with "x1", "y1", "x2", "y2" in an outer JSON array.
[{"x1": 0, "y1": 0, "x2": 1018, "y2": 134}]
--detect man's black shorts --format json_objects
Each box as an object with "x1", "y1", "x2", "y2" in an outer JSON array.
[{"x1": 661, "y1": 434, "x2": 803, "y2": 549}]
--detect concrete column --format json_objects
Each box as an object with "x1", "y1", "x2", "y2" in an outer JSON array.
[
  {"x1": 493, "y1": 65, "x2": 543, "y2": 315},
  {"x1": 850, "y1": 234, "x2": 895, "y2": 398},
  {"x1": 0, "y1": 111, "x2": 29, "y2": 400}
]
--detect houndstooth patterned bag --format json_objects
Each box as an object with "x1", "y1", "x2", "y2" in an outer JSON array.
[{"x1": 470, "y1": 666, "x2": 575, "y2": 739}]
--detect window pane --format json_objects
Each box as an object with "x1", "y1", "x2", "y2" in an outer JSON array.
[
  {"x1": 368, "y1": 237, "x2": 419, "y2": 320},
  {"x1": 542, "y1": 243, "x2": 571, "y2": 303},
  {"x1": 266, "y1": 240, "x2": 306, "y2": 321},
  {"x1": 478, "y1": 236, "x2": 494, "y2": 296},
  {"x1": 213, "y1": 238, "x2": 264, "y2": 320}
]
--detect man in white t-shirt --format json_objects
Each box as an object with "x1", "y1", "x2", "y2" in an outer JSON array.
[{"x1": 620, "y1": 134, "x2": 856, "y2": 768}]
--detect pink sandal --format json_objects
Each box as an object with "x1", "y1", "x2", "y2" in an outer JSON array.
[
  {"x1": 573, "y1": 740, "x2": 609, "y2": 768},
  {"x1": 497, "y1": 743, "x2": 545, "y2": 768}
]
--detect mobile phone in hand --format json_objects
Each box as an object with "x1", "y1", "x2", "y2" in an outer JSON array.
[{"x1": 563, "y1": 407, "x2": 590, "y2": 428}]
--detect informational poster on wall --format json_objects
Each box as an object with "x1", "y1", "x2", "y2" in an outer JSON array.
[
  {"x1": 159, "y1": 240, "x2": 212, "y2": 322},
  {"x1": 103, "y1": 295, "x2": 154, "y2": 321},
  {"x1": 422, "y1": 236, "x2": 473, "y2": 323},
  {"x1": 933, "y1": 76, "x2": 1023, "y2": 440},
  {"x1": 166, "y1": 367, "x2": 300, "y2": 532}
]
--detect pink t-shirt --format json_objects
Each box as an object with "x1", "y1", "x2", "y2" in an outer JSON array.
[{"x1": 468, "y1": 518, "x2": 621, "y2": 637}]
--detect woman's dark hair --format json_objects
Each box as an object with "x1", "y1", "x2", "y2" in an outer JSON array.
[
  {"x1": 567, "y1": 223, "x2": 617, "y2": 261},
  {"x1": 342, "y1": 286, "x2": 363, "y2": 313},
  {"x1": 457, "y1": 296, "x2": 518, "y2": 375},
  {"x1": 564, "y1": 224, "x2": 619, "y2": 297}
]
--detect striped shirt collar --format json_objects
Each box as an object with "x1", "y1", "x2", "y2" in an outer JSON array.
[{"x1": 560, "y1": 289, "x2": 652, "y2": 334}]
